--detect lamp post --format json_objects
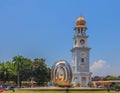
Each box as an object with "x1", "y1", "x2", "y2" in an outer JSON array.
[
  {"x1": 31, "y1": 66, "x2": 35, "y2": 87},
  {"x1": 47, "y1": 65, "x2": 51, "y2": 86},
  {"x1": 16, "y1": 59, "x2": 20, "y2": 88},
  {"x1": 48, "y1": 65, "x2": 52, "y2": 82},
  {"x1": 49, "y1": 67, "x2": 51, "y2": 82},
  {"x1": 17, "y1": 63, "x2": 20, "y2": 88}
]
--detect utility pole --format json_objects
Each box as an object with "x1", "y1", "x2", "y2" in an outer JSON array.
[{"x1": 17, "y1": 60, "x2": 20, "y2": 88}]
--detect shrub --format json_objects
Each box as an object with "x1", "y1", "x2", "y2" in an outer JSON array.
[
  {"x1": 115, "y1": 84, "x2": 120, "y2": 89},
  {"x1": 88, "y1": 82, "x2": 94, "y2": 87},
  {"x1": 76, "y1": 83, "x2": 80, "y2": 87}
]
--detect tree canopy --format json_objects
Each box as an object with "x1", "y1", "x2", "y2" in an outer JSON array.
[{"x1": 0, "y1": 55, "x2": 51, "y2": 87}]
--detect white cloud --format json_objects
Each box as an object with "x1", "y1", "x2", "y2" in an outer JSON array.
[
  {"x1": 90, "y1": 59, "x2": 107, "y2": 71},
  {"x1": 90, "y1": 59, "x2": 120, "y2": 76}
]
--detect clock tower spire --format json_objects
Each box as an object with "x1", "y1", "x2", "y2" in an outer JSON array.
[{"x1": 71, "y1": 16, "x2": 92, "y2": 87}]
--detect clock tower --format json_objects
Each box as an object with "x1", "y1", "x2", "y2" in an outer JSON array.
[{"x1": 71, "y1": 16, "x2": 92, "y2": 87}]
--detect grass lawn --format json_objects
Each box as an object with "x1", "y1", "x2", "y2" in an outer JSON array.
[{"x1": 3, "y1": 90, "x2": 119, "y2": 93}]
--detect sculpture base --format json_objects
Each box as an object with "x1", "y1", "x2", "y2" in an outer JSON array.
[{"x1": 58, "y1": 84, "x2": 72, "y2": 87}]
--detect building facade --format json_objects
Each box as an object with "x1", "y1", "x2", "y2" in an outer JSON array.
[{"x1": 71, "y1": 16, "x2": 92, "y2": 87}]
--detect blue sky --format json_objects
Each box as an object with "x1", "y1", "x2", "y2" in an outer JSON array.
[{"x1": 0, "y1": 0, "x2": 120, "y2": 76}]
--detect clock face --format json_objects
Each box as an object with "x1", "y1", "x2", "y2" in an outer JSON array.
[{"x1": 80, "y1": 39, "x2": 85, "y2": 44}]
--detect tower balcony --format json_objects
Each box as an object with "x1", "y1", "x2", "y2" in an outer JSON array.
[
  {"x1": 73, "y1": 35, "x2": 88, "y2": 39},
  {"x1": 71, "y1": 47, "x2": 91, "y2": 52}
]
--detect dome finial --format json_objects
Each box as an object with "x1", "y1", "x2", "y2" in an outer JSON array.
[
  {"x1": 76, "y1": 15, "x2": 86, "y2": 26},
  {"x1": 80, "y1": 13, "x2": 82, "y2": 17}
]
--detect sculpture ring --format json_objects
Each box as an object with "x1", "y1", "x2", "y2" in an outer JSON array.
[{"x1": 51, "y1": 60, "x2": 72, "y2": 87}]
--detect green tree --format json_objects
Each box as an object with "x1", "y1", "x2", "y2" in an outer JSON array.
[
  {"x1": 33, "y1": 58, "x2": 48, "y2": 86},
  {"x1": 0, "y1": 61, "x2": 14, "y2": 83},
  {"x1": 19, "y1": 58, "x2": 33, "y2": 81},
  {"x1": 115, "y1": 84, "x2": 120, "y2": 89},
  {"x1": 104, "y1": 75, "x2": 117, "y2": 80},
  {"x1": 12, "y1": 55, "x2": 24, "y2": 87},
  {"x1": 12, "y1": 55, "x2": 33, "y2": 87},
  {"x1": 4, "y1": 61, "x2": 15, "y2": 81},
  {"x1": 46, "y1": 67, "x2": 51, "y2": 82}
]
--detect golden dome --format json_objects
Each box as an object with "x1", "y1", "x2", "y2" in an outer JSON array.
[{"x1": 76, "y1": 16, "x2": 86, "y2": 26}]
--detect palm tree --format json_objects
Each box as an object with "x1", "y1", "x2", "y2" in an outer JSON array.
[
  {"x1": 5, "y1": 61, "x2": 15, "y2": 81},
  {"x1": 0, "y1": 62, "x2": 7, "y2": 83},
  {"x1": 0, "y1": 62, "x2": 13, "y2": 84},
  {"x1": 12, "y1": 55, "x2": 24, "y2": 88}
]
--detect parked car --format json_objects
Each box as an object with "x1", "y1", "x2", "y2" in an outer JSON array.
[
  {"x1": 5, "y1": 86, "x2": 14, "y2": 91},
  {"x1": 0, "y1": 89, "x2": 4, "y2": 92}
]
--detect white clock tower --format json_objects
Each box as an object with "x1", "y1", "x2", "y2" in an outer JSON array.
[{"x1": 71, "y1": 16, "x2": 92, "y2": 87}]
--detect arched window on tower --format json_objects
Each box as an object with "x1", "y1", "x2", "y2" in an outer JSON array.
[
  {"x1": 74, "y1": 77, "x2": 77, "y2": 80},
  {"x1": 81, "y1": 58, "x2": 84, "y2": 62},
  {"x1": 75, "y1": 40, "x2": 77, "y2": 45},
  {"x1": 81, "y1": 30, "x2": 84, "y2": 35},
  {"x1": 78, "y1": 28, "x2": 80, "y2": 33}
]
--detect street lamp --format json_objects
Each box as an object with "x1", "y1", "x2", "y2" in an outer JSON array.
[{"x1": 31, "y1": 66, "x2": 35, "y2": 87}]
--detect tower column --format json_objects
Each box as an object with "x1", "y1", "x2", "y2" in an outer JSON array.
[{"x1": 71, "y1": 16, "x2": 92, "y2": 87}]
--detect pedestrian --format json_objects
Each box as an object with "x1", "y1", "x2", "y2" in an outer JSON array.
[{"x1": 107, "y1": 87, "x2": 110, "y2": 92}]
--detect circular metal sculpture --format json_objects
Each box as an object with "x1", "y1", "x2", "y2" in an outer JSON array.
[{"x1": 51, "y1": 60, "x2": 72, "y2": 87}]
